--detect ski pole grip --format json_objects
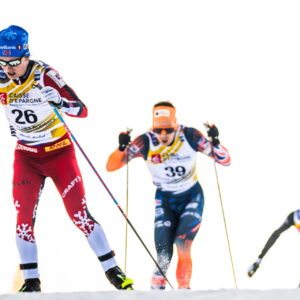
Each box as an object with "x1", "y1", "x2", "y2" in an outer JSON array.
[{"x1": 126, "y1": 128, "x2": 133, "y2": 136}]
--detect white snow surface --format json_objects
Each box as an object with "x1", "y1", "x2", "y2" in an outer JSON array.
[{"x1": 1, "y1": 290, "x2": 300, "y2": 300}]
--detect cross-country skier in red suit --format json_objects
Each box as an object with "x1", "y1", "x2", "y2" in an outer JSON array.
[
  {"x1": 0, "y1": 25, "x2": 133, "y2": 292},
  {"x1": 106, "y1": 101, "x2": 231, "y2": 289}
]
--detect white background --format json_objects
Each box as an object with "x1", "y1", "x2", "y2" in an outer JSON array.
[{"x1": 1, "y1": 0, "x2": 300, "y2": 293}]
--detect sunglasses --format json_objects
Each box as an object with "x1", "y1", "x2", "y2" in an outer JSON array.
[
  {"x1": 153, "y1": 128, "x2": 175, "y2": 134},
  {"x1": 0, "y1": 55, "x2": 24, "y2": 67}
]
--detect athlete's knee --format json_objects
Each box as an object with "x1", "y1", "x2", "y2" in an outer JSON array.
[
  {"x1": 174, "y1": 235, "x2": 194, "y2": 252},
  {"x1": 64, "y1": 195, "x2": 98, "y2": 237},
  {"x1": 175, "y1": 219, "x2": 201, "y2": 245},
  {"x1": 156, "y1": 241, "x2": 173, "y2": 256},
  {"x1": 16, "y1": 221, "x2": 36, "y2": 242},
  {"x1": 71, "y1": 209, "x2": 96, "y2": 237}
]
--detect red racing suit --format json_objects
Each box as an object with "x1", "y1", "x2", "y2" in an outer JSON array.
[{"x1": 0, "y1": 61, "x2": 117, "y2": 280}]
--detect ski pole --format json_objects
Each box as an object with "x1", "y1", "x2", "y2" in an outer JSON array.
[
  {"x1": 204, "y1": 122, "x2": 238, "y2": 289},
  {"x1": 53, "y1": 108, "x2": 174, "y2": 289},
  {"x1": 124, "y1": 128, "x2": 132, "y2": 273}
]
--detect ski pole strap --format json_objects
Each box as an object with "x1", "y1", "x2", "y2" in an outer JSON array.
[{"x1": 98, "y1": 251, "x2": 115, "y2": 262}]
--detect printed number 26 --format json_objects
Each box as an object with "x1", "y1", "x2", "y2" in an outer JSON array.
[
  {"x1": 12, "y1": 109, "x2": 38, "y2": 124},
  {"x1": 165, "y1": 166, "x2": 186, "y2": 177}
]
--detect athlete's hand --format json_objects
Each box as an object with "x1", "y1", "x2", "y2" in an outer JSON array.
[
  {"x1": 41, "y1": 86, "x2": 62, "y2": 107},
  {"x1": 207, "y1": 124, "x2": 220, "y2": 146},
  {"x1": 248, "y1": 258, "x2": 262, "y2": 277},
  {"x1": 119, "y1": 131, "x2": 131, "y2": 151}
]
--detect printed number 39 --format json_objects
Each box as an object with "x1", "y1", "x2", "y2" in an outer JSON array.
[{"x1": 165, "y1": 166, "x2": 186, "y2": 177}]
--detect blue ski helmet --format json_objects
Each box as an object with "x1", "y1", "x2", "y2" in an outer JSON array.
[{"x1": 0, "y1": 25, "x2": 30, "y2": 57}]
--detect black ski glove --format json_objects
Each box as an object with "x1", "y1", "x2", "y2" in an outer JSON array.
[
  {"x1": 118, "y1": 132, "x2": 131, "y2": 151},
  {"x1": 207, "y1": 124, "x2": 220, "y2": 146}
]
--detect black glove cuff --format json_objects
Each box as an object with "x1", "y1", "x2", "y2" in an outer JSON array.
[
  {"x1": 49, "y1": 100, "x2": 62, "y2": 108},
  {"x1": 212, "y1": 137, "x2": 220, "y2": 147},
  {"x1": 118, "y1": 144, "x2": 126, "y2": 151}
]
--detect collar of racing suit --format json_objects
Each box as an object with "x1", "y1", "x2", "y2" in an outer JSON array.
[{"x1": 12, "y1": 60, "x2": 34, "y2": 85}]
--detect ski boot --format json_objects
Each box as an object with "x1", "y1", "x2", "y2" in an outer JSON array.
[
  {"x1": 19, "y1": 278, "x2": 41, "y2": 292},
  {"x1": 105, "y1": 266, "x2": 134, "y2": 290}
]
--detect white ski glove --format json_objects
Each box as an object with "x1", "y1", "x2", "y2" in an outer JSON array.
[
  {"x1": 248, "y1": 258, "x2": 262, "y2": 277},
  {"x1": 41, "y1": 86, "x2": 62, "y2": 106}
]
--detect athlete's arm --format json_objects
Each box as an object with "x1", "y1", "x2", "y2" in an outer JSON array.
[
  {"x1": 184, "y1": 127, "x2": 231, "y2": 166},
  {"x1": 42, "y1": 67, "x2": 87, "y2": 118},
  {"x1": 248, "y1": 212, "x2": 294, "y2": 277},
  {"x1": 106, "y1": 134, "x2": 149, "y2": 171}
]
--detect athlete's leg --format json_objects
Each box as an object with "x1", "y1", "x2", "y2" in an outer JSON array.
[
  {"x1": 151, "y1": 190, "x2": 177, "y2": 289},
  {"x1": 49, "y1": 148, "x2": 133, "y2": 289},
  {"x1": 48, "y1": 148, "x2": 118, "y2": 271},
  {"x1": 174, "y1": 183, "x2": 204, "y2": 289},
  {"x1": 13, "y1": 151, "x2": 45, "y2": 281}
]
